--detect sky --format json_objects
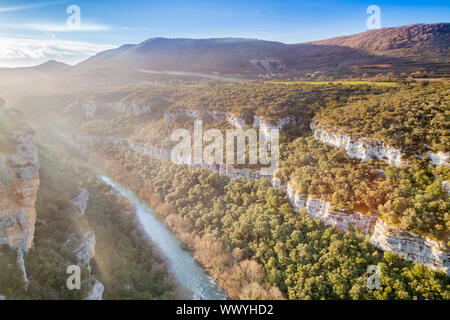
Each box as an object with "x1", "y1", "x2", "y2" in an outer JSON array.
[{"x1": 0, "y1": 0, "x2": 448, "y2": 67}]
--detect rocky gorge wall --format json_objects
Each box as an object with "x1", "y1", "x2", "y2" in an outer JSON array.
[
  {"x1": 69, "y1": 188, "x2": 104, "y2": 300},
  {"x1": 311, "y1": 122, "x2": 449, "y2": 167},
  {"x1": 370, "y1": 220, "x2": 450, "y2": 274},
  {"x1": 77, "y1": 105, "x2": 450, "y2": 276},
  {"x1": 311, "y1": 122, "x2": 405, "y2": 166},
  {"x1": 0, "y1": 122, "x2": 40, "y2": 254},
  {"x1": 285, "y1": 182, "x2": 378, "y2": 234},
  {"x1": 77, "y1": 132, "x2": 450, "y2": 275},
  {"x1": 0, "y1": 105, "x2": 40, "y2": 287},
  {"x1": 75, "y1": 135, "x2": 274, "y2": 180},
  {"x1": 164, "y1": 108, "x2": 296, "y2": 136},
  {"x1": 282, "y1": 178, "x2": 449, "y2": 275}
]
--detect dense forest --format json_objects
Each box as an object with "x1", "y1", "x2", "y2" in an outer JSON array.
[
  {"x1": 79, "y1": 82, "x2": 394, "y2": 140},
  {"x1": 98, "y1": 144, "x2": 449, "y2": 300},
  {"x1": 314, "y1": 83, "x2": 450, "y2": 154},
  {"x1": 78, "y1": 82, "x2": 449, "y2": 156},
  {"x1": 280, "y1": 136, "x2": 449, "y2": 241},
  {"x1": 75, "y1": 81, "x2": 450, "y2": 242}
]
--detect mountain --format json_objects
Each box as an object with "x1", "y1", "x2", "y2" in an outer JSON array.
[
  {"x1": 312, "y1": 23, "x2": 449, "y2": 60},
  {"x1": 0, "y1": 23, "x2": 448, "y2": 92},
  {"x1": 68, "y1": 38, "x2": 290, "y2": 82},
  {"x1": 0, "y1": 61, "x2": 73, "y2": 96},
  {"x1": 67, "y1": 23, "x2": 448, "y2": 82},
  {"x1": 31, "y1": 60, "x2": 72, "y2": 76}
]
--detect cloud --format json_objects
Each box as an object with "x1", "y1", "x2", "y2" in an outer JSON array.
[
  {"x1": 0, "y1": 37, "x2": 114, "y2": 67},
  {"x1": 0, "y1": 1, "x2": 68, "y2": 12},
  {"x1": 0, "y1": 22, "x2": 111, "y2": 32}
]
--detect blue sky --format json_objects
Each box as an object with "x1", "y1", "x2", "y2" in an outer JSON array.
[{"x1": 0, "y1": 0, "x2": 448, "y2": 67}]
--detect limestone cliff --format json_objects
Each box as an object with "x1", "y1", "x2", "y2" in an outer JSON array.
[
  {"x1": 283, "y1": 178, "x2": 450, "y2": 275},
  {"x1": 84, "y1": 278, "x2": 104, "y2": 300},
  {"x1": 311, "y1": 122, "x2": 449, "y2": 167},
  {"x1": 0, "y1": 104, "x2": 40, "y2": 254},
  {"x1": 370, "y1": 220, "x2": 449, "y2": 274},
  {"x1": 286, "y1": 182, "x2": 378, "y2": 234},
  {"x1": 69, "y1": 188, "x2": 104, "y2": 299},
  {"x1": 311, "y1": 122, "x2": 405, "y2": 166},
  {"x1": 73, "y1": 188, "x2": 89, "y2": 215}
]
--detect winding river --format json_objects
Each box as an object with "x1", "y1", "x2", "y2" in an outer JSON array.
[{"x1": 99, "y1": 176, "x2": 228, "y2": 300}]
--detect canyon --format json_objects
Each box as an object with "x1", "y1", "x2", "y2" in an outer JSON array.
[
  {"x1": 75, "y1": 128, "x2": 450, "y2": 275},
  {"x1": 75, "y1": 106, "x2": 450, "y2": 275}
]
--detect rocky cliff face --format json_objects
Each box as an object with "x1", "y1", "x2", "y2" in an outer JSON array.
[
  {"x1": 69, "y1": 188, "x2": 104, "y2": 299},
  {"x1": 370, "y1": 220, "x2": 449, "y2": 274},
  {"x1": 311, "y1": 122, "x2": 450, "y2": 167},
  {"x1": 286, "y1": 182, "x2": 378, "y2": 234},
  {"x1": 284, "y1": 179, "x2": 450, "y2": 275},
  {"x1": 311, "y1": 122, "x2": 405, "y2": 166},
  {"x1": 84, "y1": 278, "x2": 104, "y2": 300},
  {"x1": 253, "y1": 115, "x2": 296, "y2": 142},
  {"x1": 69, "y1": 230, "x2": 96, "y2": 272},
  {"x1": 425, "y1": 151, "x2": 449, "y2": 166},
  {"x1": 0, "y1": 109, "x2": 40, "y2": 254},
  {"x1": 73, "y1": 188, "x2": 89, "y2": 215}
]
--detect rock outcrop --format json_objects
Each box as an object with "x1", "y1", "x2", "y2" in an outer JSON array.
[
  {"x1": 283, "y1": 178, "x2": 450, "y2": 275},
  {"x1": 69, "y1": 188, "x2": 104, "y2": 299},
  {"x1": 311, "y1": 122, "x2": 405, "y2": 166},
  {"x1": 0, "y1": 106, "x2": 40, "y2": 254},
  {"x1": 370, "y1": 220, "x2": 449, "y2": 274},
  {"x1": 311, "y1": 122, "x2": 449, "y2": 167},
  {"x1": 84, "y1": 278, "x2": 104, "y2": 300},
  {"x1": 73, "y1": 188, "x2": 89, "y2": 215},
  {"x1": 71, "y1": 230, "x2": 96, "y2": 272},
  {"x1": 426, "y1": 151, "x2": 450, "y2": 166},
  {"x1": 286, "y1": 182, "x2": 378, "y2": 234}
]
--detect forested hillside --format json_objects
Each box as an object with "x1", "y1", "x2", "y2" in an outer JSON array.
[
  {"x1": 314, "y1": 83, "x2": 449, "y2": 154},
  {"x1": 97, "y1": 144, "x2": 449, "y2": 299}
]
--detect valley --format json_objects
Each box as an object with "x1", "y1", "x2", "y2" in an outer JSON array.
[{"x1": 0, "y1": 22, "x2": 449, "y2": 301}]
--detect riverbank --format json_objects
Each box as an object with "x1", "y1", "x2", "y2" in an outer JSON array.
[
  {"x1": 103, "y1": 156, "x2": 284, "y2": 300},
  {"x1": 99, "y1": 175, "x2": 228, "y2": 300}
]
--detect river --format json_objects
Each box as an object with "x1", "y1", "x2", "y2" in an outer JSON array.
[{"x1": 98, "y1": 175, "x2": 228, "y2": 300}]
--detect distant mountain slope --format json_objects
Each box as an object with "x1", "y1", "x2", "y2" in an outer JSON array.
[
  {"x1": 68, "y1": 23, "x2": 449, "y2": 81},
  {"x1": 312, "y1": 23, "x2": 449, "y2": 61},
  {"x1": 1, "y1": 23, "x2": 448, "y2": 92},
  {"x1": 0, "y1": 61, "x2": 72, "y2": 95},
  {"x1": 31, "y1": 60, "x2": 72, "y2": 76},
  {"x1": 71, "y1": 38, "x2": 289, "y2": 76},
  {"x1": 73, "y1": 44, "x2": 135, "y2": 72}
]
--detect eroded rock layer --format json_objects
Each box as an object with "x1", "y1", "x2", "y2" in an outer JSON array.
[{"x1": 0, "y1": 105, "x2": 40, "y2": 253}]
